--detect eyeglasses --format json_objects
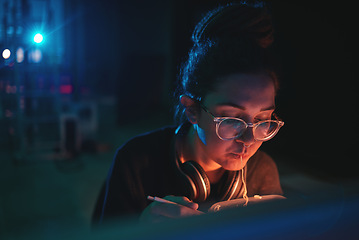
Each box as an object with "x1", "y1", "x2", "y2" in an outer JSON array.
[{"x1": 200, "y1": 103, "x2": 284, "y2": 141}]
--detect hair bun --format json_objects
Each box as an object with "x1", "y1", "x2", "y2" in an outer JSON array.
[{"x1": 192, "y1": 2, "x2": 274, "y2": 48}]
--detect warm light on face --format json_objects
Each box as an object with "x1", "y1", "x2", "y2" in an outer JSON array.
[{"x1": 193, "y1": 74, "x2": 277, "y2": 171}]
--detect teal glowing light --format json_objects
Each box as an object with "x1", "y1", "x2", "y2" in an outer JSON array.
[{"x1": 33, "y1": 33, "x2": 44, "y2": 43}]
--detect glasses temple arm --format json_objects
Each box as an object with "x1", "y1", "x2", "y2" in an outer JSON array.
[{"x1": 199, "y1": 102, "x2": 217, "y2": 119}]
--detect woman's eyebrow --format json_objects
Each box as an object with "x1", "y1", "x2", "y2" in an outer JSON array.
[
  {"x1": 215, "y1": 103, "x2": 275, "y2": 112},
  {"x1": 215, "y1": 102, "x2": 246, "y2": 110},
  {"x1": 260, "y1": 105, "x2": 276, "y2": 111}
]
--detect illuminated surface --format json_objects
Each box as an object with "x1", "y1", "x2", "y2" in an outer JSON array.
[
  {"x1": 2, "y1": 49, "x2": 11, "y2": 59},
  {"x1": 29, "y1": 49, "x2": 42, "y2": 63}
]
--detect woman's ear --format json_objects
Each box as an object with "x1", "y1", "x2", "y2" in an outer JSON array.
[{"x1": 180, "y1": 95, "x2": 199, "y2": 124}]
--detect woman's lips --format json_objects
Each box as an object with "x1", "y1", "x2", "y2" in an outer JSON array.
[{"x1": 227, "y1": 153, "x2": 246, "y2": 159}]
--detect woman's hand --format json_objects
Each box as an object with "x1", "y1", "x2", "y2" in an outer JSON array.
[{"x1": 139, "y1": 195, "x2": 203, "y2": 223}]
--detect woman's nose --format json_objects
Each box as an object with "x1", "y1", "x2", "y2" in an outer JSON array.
[{"x1": 235, "y1": 127, "x2": 255, "y2": 147}]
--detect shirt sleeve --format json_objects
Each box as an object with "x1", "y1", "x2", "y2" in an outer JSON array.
[
  {"x1": 92, "y1": 127, "x2": 176, "y2": 226},
  {"x1": 92, "y1": 144, "x2": 148, "y2": 226}
]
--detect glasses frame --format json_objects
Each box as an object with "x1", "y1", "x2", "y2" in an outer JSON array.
[{"x1": 199, "y1": 102, "x2": 284, "y2": 142}]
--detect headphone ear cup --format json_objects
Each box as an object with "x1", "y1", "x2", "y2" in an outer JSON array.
[
  {"x1": 181, "y1": 160, "x2": 211, "y2": 202},
  {"x1": 219, "y1": 171, "x2": 241, "y2": 201}
]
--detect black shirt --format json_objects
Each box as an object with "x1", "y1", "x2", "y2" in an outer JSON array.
[{"x1": 92, "y1": 126, "x2": 283, "y2": 224}]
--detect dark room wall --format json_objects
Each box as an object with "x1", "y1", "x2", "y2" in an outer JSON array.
[{"x1": 65, "y1": 0, "x2": 356, "y2": 179}]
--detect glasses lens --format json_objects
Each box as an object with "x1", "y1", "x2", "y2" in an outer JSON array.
[
  {"x1": 254, "y1": 121, "x2": 280, "y2": 141},
  {"x1": 218, "y1": 118, "x2": 247, "y2": 140}
]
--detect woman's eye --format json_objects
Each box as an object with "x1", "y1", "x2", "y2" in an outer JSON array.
[
  {"x1": 254, "y1": 116, "x2": 271, "y2": 122},
  {"x1": 254, "y1": 118, "x2": 264, "y2": 123}
]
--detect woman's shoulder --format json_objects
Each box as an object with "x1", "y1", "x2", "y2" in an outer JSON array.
[
  {"x1": 246, "y1": 150, "x2": 283, "y2": 195},
  {"x1": 247, "y1": 150, "x2": 278, "y2": 173},
  {"x1": 113, "y1": 126, "x2": 176, "y2": 163},
  {"x1": 251, "y1": 150, "x2": 273, "y2": 161}
]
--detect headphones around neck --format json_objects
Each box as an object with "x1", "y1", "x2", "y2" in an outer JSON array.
[{"x1": 174, "y1": 123, "x2": 246, "y2": 202}]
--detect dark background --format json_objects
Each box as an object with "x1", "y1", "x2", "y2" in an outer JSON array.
[
  {"x1": 1, "y1": 0, "x2": 356, "y2": 177},
  {"x1": 75, "y1": 0, "x2": 357, "y2": 178},
  {"x1": 0, "y1": 0, "x2": 357, "y2": 238}
]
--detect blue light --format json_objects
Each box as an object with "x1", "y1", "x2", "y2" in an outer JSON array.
[{"x1": 33, "y1": 33, "x2": 44, "y2": 43}]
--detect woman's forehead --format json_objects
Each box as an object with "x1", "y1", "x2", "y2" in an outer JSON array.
[{"x1": 204, "y1": 73, "x2": 276, "y2": 110}]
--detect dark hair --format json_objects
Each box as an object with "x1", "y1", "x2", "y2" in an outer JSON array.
[{"x1": 175, "y1": 1, "x2": 280, "y2": 125}]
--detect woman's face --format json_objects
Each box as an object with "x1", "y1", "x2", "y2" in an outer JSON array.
[{"x1": 194, "y1": 73, "x2": 276, "y2": 171}]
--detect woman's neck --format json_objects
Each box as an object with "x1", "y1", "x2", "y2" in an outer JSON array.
[{"x1": 183, "y1": 125, "x2": 225, "y2": 184}]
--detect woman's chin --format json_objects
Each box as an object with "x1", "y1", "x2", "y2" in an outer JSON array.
[{"x1": 221, "y1": 157, "x2": 248, "y2": 171}]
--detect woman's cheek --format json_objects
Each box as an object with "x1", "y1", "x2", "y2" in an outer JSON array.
[{"x1": 247, "y1": 141, "x2": 262, "y2": 159}]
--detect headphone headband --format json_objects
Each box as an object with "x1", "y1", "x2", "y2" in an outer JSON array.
[{"x1": 174, "y1": 123, "x2": 244, "y2": 202}]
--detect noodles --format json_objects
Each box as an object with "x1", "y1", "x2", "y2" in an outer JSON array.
[{"x1": 241, "y1": 155, "x2": 249, "y2": 206}]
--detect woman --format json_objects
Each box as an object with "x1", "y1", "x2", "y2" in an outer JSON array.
[{"x1": 93, "y1": 1, "x2": 284, "y2": 224}]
